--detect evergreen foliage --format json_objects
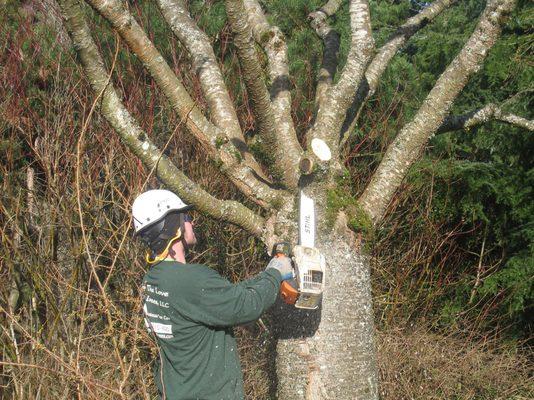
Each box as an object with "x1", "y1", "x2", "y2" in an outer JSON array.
[{"x1": 368, "y1": 0, "x2": 533, "y2": 335}]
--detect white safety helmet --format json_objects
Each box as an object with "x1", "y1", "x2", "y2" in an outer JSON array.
[{"x1": 132, "y1": 189, "x2": 192, "y2": 235}]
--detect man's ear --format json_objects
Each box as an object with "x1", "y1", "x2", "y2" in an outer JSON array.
[{"x1": 183, "y1": 221, "x2": 197, "y2": 246}]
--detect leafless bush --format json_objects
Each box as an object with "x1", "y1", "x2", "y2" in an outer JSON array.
[
  {"x1": 378, "y1": 327, "x2": 533, "y2": 400},
  {"x1": 0, "y1": 7, "x2": 269, "y2": 398}
]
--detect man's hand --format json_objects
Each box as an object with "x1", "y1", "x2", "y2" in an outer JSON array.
[{"x1": 266, "y1": 257, "x2": 293, "y2": 281}]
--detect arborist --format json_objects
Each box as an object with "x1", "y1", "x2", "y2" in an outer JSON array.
[{"x1": 132, "y1": 189, "x2": 292, "y2": 400}]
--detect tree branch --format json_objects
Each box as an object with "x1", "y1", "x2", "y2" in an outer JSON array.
[
  {"x1": 309, "y1": 0, "x2": 374, "y2": 158},
  {"x1": 224, "y1": 0, "x2": 274, "y2": 140},
  {"x1": 318, "y1": 0, "x2": 344, "y2": 16},
  {"x1": 242, "y1": 0, "x2": 303, "y2": 183},
  {"x1": 156, "y1": 0, "x2": 242, "y2": 142},
  {"x1": 58, "y1": 0, "x2": 265, "y2": 236},
  {"x1": 84, "y1": 0, "x2": 284, "y2": 208},
  {"x1": 225, "y1": 0, "x2": 301, "y2": 188},
  {"x1": 438, "y1": 103, "x2": 534, "y2": 133},
  {"x1": 359, "y1": 0, "x2": 517, "y2": 225},
  {"x1": 367, "y1": 0, "x2": 457, "y2": 97},
  {"x1": 341, "y1": 0, "x2": 457, "y2": 147},
  {"x1": 309, "y1": 1, "x2": 341, "y2": 108}
]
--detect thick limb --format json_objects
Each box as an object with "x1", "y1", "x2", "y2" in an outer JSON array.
[
  {"x1": 242, "y1": 0, "x2": 303, "y2": 184},
  {"x1": 156, "y1": 0, "x2": 243, "y2": 142},
  {"x1": 85, "y1": 0, "x2": 282, "y2": 208},
  {"x1": 309, "y1": 1, "x2": 342, "y2": 108},
  {"x1": 59, "y1": 0, "x2": 265, "y2": 236},
  {"x1": 226, "y1": 0, "x2": 302, "y2": 188}
]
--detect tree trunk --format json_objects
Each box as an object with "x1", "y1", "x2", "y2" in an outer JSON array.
[{"x1": 274, "y1": 234, "x2": 378, "y2": 399}]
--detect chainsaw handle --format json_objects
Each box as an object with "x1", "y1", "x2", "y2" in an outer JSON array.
[{"x1": 272, "y1": 241, "x2": 291, "y2": 257}]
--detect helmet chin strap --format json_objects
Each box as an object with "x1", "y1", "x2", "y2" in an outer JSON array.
[{"x1": 146, "y1": 228, "x2": 183, "y2": 265}]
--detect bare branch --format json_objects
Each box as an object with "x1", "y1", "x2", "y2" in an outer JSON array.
[
  {"x1": 242, "y1": 0, "x2": 303, "y2": 182},
  {"x1": 58, "y1": 0, "x2": 265, "y2": 236},
  {"x1": 156, "y1": 0, "x2": 242, "y2": 140},
  {"x1": 359, "y1": 0, "x2": 517, "y2": 225},
  {"x1": 331, "y1": 0, "x2": 374, "y2": 108},
  {"x1": 319, "y1": 0, "x2": 344, "y2": 16},
  {"x1": 84, "y1": 0, "x2": 284, "y2": 208},
  {"x1": 366, "y1": 0, "x2": 458, "y2": 96},
  {"x1": 243, "y1": 0, "x2": 290, "y2": 107},
  {"x1": 498, "y1": 113, "x2": 534, "y2": 131},
  {"x1": 438, "y1": 103, "x2": 534, "y2": 133},
  {"x1": 225, "y1": 0, "x2": 301, "y2": 188},
  {"x1": 341, "y1": 0, "x2": 457, "y2": 147},
  {"x1": 309, "y1": 0, "x2": 374, "y2": 157},
  {"x1": 309, "y1": 2, "x2": 341, "y2": 107},
  {"x1": 224, "y1": 0, "x2": 274, "y2": 140}
]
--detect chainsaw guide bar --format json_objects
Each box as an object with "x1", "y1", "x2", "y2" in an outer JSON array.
[{"x1": 276, "y1": 191, "x2": 326, "y2": 310}]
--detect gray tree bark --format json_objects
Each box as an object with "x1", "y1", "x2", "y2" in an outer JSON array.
[
  {"x1": 225, "y1": 0, "x2": 303, "y2": 187},
  {"x1": 274, "y1": 232, "x2": 377, "y2": 399},
  {"x1": 438, "y1": 103, "x2": 534, "y2": 133}
]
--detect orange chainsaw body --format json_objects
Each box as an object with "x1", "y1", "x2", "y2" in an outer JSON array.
[
  {"x1": 280, "y1": 279, "x2": 299, "y2": 305},
  {"x1": 273, "y1": 242, "x2": 299, "y2": 305}
]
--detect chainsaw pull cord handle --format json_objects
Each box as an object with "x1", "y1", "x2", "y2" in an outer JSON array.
[{"x1": 280, "y1": 279, "x2": 298, "y2": 304}]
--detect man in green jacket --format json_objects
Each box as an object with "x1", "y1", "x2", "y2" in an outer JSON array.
[{"x1": 132, "y1": 189, "x2": 292, "y2": 400}]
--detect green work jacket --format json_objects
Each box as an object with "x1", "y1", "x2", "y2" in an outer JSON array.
[{"x1": 142, "y1": 261, "x2": 282, "y2": 400}]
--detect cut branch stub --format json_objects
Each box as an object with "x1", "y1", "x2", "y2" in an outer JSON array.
[{"x1": 299, "y1": 157, "x2": 314, "y2": 175}]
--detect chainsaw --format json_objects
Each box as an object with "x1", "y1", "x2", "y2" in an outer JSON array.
[{"x1": 273, "y1": 191, "x2": 326, "y2": 310}]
